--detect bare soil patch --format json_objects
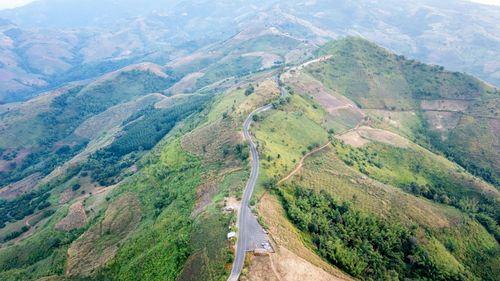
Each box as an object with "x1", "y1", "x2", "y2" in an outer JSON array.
[
  {"x1": 67, "y1": 193, "x2": 141, "y2": 277},
  {"x1": 58, "y1": 188, "x2": 74, "y2": 204},
  {"x1": 242, "y1": 52, "x2": 282, "y2": 69},
  {"x1": 0, "y1": 172, "x2": 42, "y2": 199},
  {"x1": 420, "y1": 99, "x2": 471, "y2": 112},
  {"x1": 424, "y1": 111, "x2": 460, "y2": 133},
  {"x1": 55, "y1": 200, "x2": 87, "y2": 231},
  {"x1": 167, "y1": 72, "x2": 205, "y2": 94},
  {"x1": 338, "y1": 126, "x2": 409, "y2": 148}
]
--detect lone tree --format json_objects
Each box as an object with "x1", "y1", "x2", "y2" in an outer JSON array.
[{"x1": 244, "y1": 84, "x2": 255, "y2": 96}]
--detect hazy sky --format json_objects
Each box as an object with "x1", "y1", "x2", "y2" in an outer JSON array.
[
  {"x1": 0, "y1": 0, "x2": 499, "y2": 10},
  {"x1": 0, "y1": 0, "x2": 36, "y2": 10}
]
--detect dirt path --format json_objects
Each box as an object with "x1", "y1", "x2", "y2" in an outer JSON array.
[
  {"x1": 277, "y1": 141, "x2": 331, "y2": 185},
  {"x1": 66, "y1": 250, "x2": 70, "y2": 275},
  {"x1": 269, "y1": 255, "x2": 283, "y2": 281}
]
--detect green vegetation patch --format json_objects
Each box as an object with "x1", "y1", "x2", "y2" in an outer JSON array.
[
  {"x1": 334, "y1": 140, "x2": 500, "y2": 242},
  {"x1": 310, "y1": 36, "x2": 500, "y2": 186},
  {"x1": 253, "y1": 109, "x2": 328, "y2": 194},
  {"x1": 94, "y1": 140, "x2": 202, "y2": 280},
  {"x1": 279, "y1": 185, "x2": 474, "y2": 280}
]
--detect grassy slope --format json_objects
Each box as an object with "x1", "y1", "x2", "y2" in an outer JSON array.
[
  {"x1": 0, "y1": 35, "x2": 499, "y2": 281},
  {"x1": 0, "y1": 34, "x2": 304, "y2": 279},
  {"x1": 285, "y1": 145, "x2": 499, "y2": 280},
  {"x1": 253, "y1": 94, "x2": 329, "y2": 198},
  {"x1": 257, "y1": 41, "x2": 500, "y2": 279},
  {"x1": 309, "y1": 37, "x2": 500, "y2": 187}
]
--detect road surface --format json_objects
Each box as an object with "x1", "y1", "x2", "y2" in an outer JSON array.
[
  {"x1": 228, "y1": 104, "x2": 272, "y2": 281},
  {"x1": 275, "y1": 75, "x2": 288, "y2": 97},
  {"x1": 228, "y1": 76, "x2": 288, "y2": 281}
]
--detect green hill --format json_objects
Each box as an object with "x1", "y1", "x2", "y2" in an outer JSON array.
[
  {"x1": 0, "y1": 35, "x2": 498, "y2": 281},
  {"x1": 310, "y1": 37, "x2": 500, "y2": 187}
]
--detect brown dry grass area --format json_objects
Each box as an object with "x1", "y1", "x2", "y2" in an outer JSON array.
[
  {"x1": 167, "y1": 52, "x2": 218, "y2": 68},
  {"x1": 338, "y1": 126, "x2": 409, "y2": 148},
  {"x1": 337, "y1": 130, "x2": 371, "y2": 148},
  {"x1": 241, "y1": 255, "x2": 279, "y2": 281},
  {"x1": 256, "y1": 193, "x2": 353, "y2": 281},
  {"x1": 244, "y1": 247, "x2": 353, "y2": 281},
  {"x1": 424, "y1": 111, "x2": 460, "y2": 133},
  {"x1": 181, "y1": 119, "x2": 244, "y2": 167},
  {"x1": 242, "y1": 52, "x2": 282, "y2": 69},
  {"x1": 167, "y1": 72, "x2": 205, "y2": 94},
  {"x1": 0, "y1": 172, "x2": 42, "y2": 199},
  {"x1": 54, "y1": 200, "x2": 87, "y2": 231},
  {"x1": 420, "y1": 99, "x2": 471, "y2": 112},
  {"x1": 293, "y1": 149, "x2": 463, "y2": 229},
  {"x1": 67, "y1": 193, "x2": 141, "y2": 277},
  {"x1": 0, "y1": 148, "x2": 31, "y2": 173},
  {"x1": 58, "y1": 188, "x2": 74, "y2": 204}
]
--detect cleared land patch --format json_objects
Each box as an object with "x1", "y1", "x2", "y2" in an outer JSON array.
[
  {"x1": 74, "y1": 94, "x2": 158, "y2": 139},
  {"x1": 54, "y1": 200, "x2": 87, "y2": 231},
  {"x1": 242, "y1": 52, "x2": 282, "y2": 69},
  {"x1": 338, "y1": 126, "x2": 409, "y2": 148},
  {"x1": 0, "y1": 172, "x2": 42, "y2": 199},
  {"x1": 420, "y1": 99, "x2": 471, "y2": 112},
  {"x1": 166, "y1": 72, "x2": 204, "y2": 94},
  {"x1": 424, "y1": 111, "x2": 461, "y2": 132},
  {"x1": 67, "y1": 192, "x2": 141, "y2": 277}
]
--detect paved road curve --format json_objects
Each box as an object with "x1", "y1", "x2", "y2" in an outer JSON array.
[
  {"x1": 274, "y1": 75, "x2": 288, "y2": 97},
  {"x1": 228, "y1": 104, "x2": 272, "y2": 281}
]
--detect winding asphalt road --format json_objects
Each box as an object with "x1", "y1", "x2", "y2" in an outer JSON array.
[
  {"x1": 228, "y1": 76, "x2": 286, "y2": 281},
  {"x1": 275, "y1": 75, "x2": 288, "y2": 98},
  {"x1": 228, "y1": 104, "x2": 271, "y2": 281}
]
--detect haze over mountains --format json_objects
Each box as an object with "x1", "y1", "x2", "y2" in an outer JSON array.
[
  {"x1": 0, "y1": 1, "x2": 499, "y2": 281},
  {"x1": 0, "y1": 0, "x2": 499, "y2": 102}
]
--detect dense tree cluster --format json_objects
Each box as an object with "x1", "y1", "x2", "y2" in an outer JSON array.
[
  {"x1": 280, "y1": 186, "x2": 473, "y2": 280},
  {"x1": 0, "y1": 189, "x2": 50, "y2": 229},
  {"x1": 83, "y1": 94, "x2": 212, "y2": 186},
  {"x1": 336, "y1": 141, "x2": 500, "y2": 244}
]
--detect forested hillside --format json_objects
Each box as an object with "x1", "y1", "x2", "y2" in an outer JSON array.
[{"x1": 0, "y1": 33, "x2": 498, "y2": 281}]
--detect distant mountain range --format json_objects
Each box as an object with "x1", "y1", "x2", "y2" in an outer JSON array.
[{"x1": 0, "y1": 0, "x2": 498, "y2": 103}]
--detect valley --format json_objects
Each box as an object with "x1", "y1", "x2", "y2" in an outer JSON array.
[{"x1": 0, "y1": 10, "x2": 498, "y2": 280}]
